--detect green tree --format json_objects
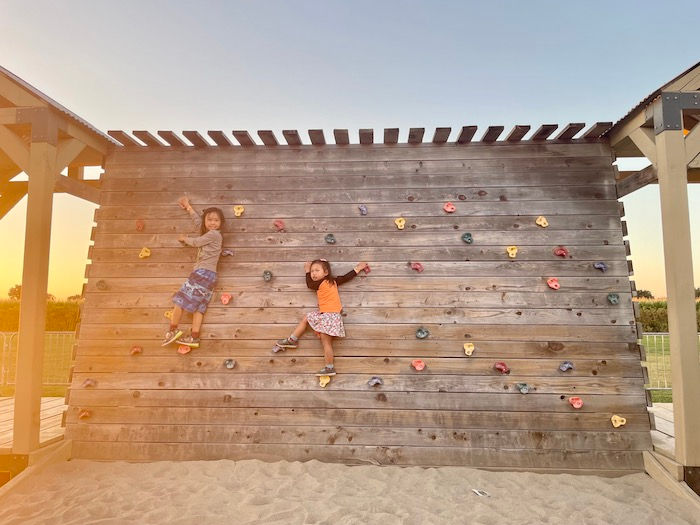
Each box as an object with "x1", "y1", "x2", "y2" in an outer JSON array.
[
  {"x1": 636, "y1": 290, "x2": 654, "y2": 299},
  {"x1": 8, "y1": 284, "x2": 21, "y2": 300}
]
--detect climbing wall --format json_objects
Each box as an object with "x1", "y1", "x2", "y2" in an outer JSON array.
[{"x1": 66, "y1": 139, "x2": 651, "y2": 474}]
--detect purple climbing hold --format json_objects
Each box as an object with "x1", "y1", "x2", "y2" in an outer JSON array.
[
  {"x1": 358, "y1": 204, "x2": 368, "y2": 216},
  {"x1": 368, "y1": 376, "x2": 383, "y2": 386},
  {"x1": 559, "y1": 361, "x2": 574, "y2": 372},
  {"x1": 593, "y1": 262, "x2": 607, "y2": 272}
]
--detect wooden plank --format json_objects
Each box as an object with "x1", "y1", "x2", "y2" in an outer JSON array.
[
  {"x1": 156, "y1": 131, "x2": 188, "y2": 148},
  {"x1": 181, "y1": 131, "x2": 211, "y2": 148},
  {"x1": 383, "y1": 128, "x2": 399, "y2": 144},
  {"x1": 333, "y1": 129, "x2": 349, "y2": 145},
  {"x1": 616, "y1": 165, "x2": 657, "y2": 197},
  {"x1": 308, "y1": 129, "x2": 326, "y2": 145},
  {"x1": 359, "y1": 129, "x2": 373, "y2": 145},
  {"x1": 456, "y1": 126, "x2": 477, "y2": 144},
  {"x1": 106, "y1": 130, "x2": 142, "y2": 148},
  {"x1": 505, "y1": 125, "x2": 530, "y2": 142},
  {"x1": 432, "y1": 128, "x2": 451, "y2": 144},
  {"x1": 407, "y1": 128, "x2": 425, "y2": 144},
  {"x1": 481, "y1": 126, "x2": 504, "y2": 143},
  {"x1": 132, "y1": 131, "x2": 165, "y2": 148},
  {"x1": 282, "y1": 130, "x2": 302, "y2": 146},
  {"x1": 531, "y1": 125, "x2": 559, "y2": 141},
  {"x1": 555, "y1": 123, "x2": 586, "y2": 141},
  {"x1": 209, "y1": 131, "x2": 234, "y2": 147},
  {"x1": 231, "y1": 130, "x2": 255, "y2": 147},
  {"x1": 257, "y1": 130, "x2": 279, "y2": 146},
  {"x1": 583, "y1": 122, "x2": 613, "y2": 140}
]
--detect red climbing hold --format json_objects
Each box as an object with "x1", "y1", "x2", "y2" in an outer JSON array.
[
  {"x1": 409, "y1": 262, "x2": 424, "y2": 273},
  {"x1": 135, "y1": 219, "x2": 145, "y2": 232},
  {"x1": 177, "y1": 344, "x2": 192, "y2": 355},
  {"x1": 443, "y1": 202, "x2": 456, "y2": 213},
  {"x1": 130, "y1": 345, "x2": 143, "y2": 355},
  {"x1": 411, "y1": 359, "x2": 426, "y2": 371},
  {"x1": 569, "y1": 397, "x2": 584, "y2": 409},
  {"x1": 547, "y1": 278, "x2": 561, "y2": 290},
  {"x1": 273, "y1": 219, "x2": 286, "y2": 232},
  {"x1": 493, "y1": 362, "x2": 510, "y2": 374},
  {"x1": 363, "y1": 264, "x2": 371, "y2": 274},
  {"x1": 552, "y1": 246, "x2": 569, "y2": 258}
]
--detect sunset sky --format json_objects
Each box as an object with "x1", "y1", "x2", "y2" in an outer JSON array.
[{"x1": 1, "y1": 1, "x2": 698, "y2": 299}]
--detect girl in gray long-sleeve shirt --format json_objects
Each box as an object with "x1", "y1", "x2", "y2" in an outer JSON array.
[{"x1": 161, "y1": 197, "x2": 224, "y2": 349}]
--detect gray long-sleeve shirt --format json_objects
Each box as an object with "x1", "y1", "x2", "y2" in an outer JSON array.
[{"x1": 181, "y1": 207, "x2": 222, "y2": 273}]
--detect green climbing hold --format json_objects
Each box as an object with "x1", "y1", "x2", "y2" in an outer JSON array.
[
  {"x1": 263, "y1": 270, "x2": 273, "y2": 282},
  {"x1": 415, "y1": 327, "x2": 430, "y2": 339},
  {"x1": 516, "y1": 383, "x2": 530, "y2": 394},
  {"x1": 461, "y1": 232, "x2": 473, "y2": 244},
  {"x1": 607, "y1": 293, "x2": 620, "y2": 305},
  {"x1": 325, "y1": 233, "x2": 336, "y2": 244}
]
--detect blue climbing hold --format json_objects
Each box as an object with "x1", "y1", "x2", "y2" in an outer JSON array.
[{"x1": 593, "y1": 262, "x2": 607, "y2": 272}]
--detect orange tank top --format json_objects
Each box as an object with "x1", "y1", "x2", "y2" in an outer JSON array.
[{"x1": 317, "y1": 280, "x2": 342, "y2": 313}]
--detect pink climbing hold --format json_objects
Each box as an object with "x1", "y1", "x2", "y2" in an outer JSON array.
[
  {"x1": 273, "y1": 219, "x2": 286, "y2": 232},
  {"x1": 443, "y1": 202, "x2": 456, "y2": 213},
  {"x1": 178, "y1": 344, "x2": 192, "y2": 355},
  {"x1": 411, "y1": 359, "x2": 426, "y2": 371},
  {"x1": 220, "y1": 293, "x2": 232, "y2": 305},
  {"x1": 547, "y1": 277, "x2": 561, "y2": 290},
  {"x1": 135, "y1": 219, "x2": 145, "y2": 232},
  {"x1": 363, "y1": 264, "x2": 371, "y2": 274},
  {"x1": 552, "y1": 246, "x2": 569, "y2": 258},
  {"x1": 493, "y1": 362, "x2": 510, "y2": 375},
  {"x1": 409, "y1": 262, "x2": 424, "y2": 273},
  {"x1": 569, "y1": 396, "x2": 584, "y2": 409}
]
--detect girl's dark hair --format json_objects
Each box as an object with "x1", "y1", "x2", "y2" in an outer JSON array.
[
  {"x1": 200, "y1": 207, "x2": 225, "y2": 235},
  {"x1": 310, "y1": 259, "x2": 336, "y2": 285}
]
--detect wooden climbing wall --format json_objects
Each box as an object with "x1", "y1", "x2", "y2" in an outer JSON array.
[{"x1": 66, "y1": 140, "x2": 652, "y2": 474}]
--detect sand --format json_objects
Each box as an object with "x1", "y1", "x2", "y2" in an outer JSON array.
[{"x1": 0, "y1": 459, "x2": 697, "y2": 525}]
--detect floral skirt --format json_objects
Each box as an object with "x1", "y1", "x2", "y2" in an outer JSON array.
[
  {"x1": 306, "y1": 311, "x2": 345, "y2": 337},
  {"x1": 172, "y1": 268, "x2": 217, "y2": 313}
]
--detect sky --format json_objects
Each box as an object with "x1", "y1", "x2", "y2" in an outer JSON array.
[{"x1": 0, "y1": 0, "x2": 699, "y2": 299}]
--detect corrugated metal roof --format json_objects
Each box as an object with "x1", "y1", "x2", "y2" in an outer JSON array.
[{"x1": 0, "y1": 65, "x2": 121, "y2": 147}]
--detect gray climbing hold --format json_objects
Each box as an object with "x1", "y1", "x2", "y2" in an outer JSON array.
[
  {"x1": 222, "y1": 249, "x2": 234, "y2": 257},
  {"x1": 325, "y1": 233, "x2": 336, "y2": 244},
  {"x1": 559, "y1": 361, "x2": 574, "y2": 372},
  {"x1": 263, "y1": 270, "x2": 273, "y2": 282},
  {"x1": 516, "y1": 382, "x2": 530, "y2": 394},
  {"x1": 224, "y1": 359, "x2": 236, "y2": 369},
  {"x1": 368, "y1": 376, "x2": 383, "y2": 386},
  {"x1": 461, "y1": 232, "x2": 473, "y2": 244},
  {"x1": 607, "y1": 293, "x2": 620, "y2": 305},
  {"x1": 358, "y1": 204, "x2": 368, "y2": 216},
  {"x1": 272, "y1": 345, "x2": 284, "y2": 353},
  {"x1": 593, "y1": 261, "x2": 607, "y2": 272},
  {"x1": 415, "y1": 327, "x2": 430, "y2": 339}
]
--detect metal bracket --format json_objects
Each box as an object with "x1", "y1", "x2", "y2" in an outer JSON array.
[{"x1": 653, "y1": 91, "x2": 700, "y2": 134}]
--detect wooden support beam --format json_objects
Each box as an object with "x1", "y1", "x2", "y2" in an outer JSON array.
[
  {"x1": 132, "y1": 131, "x2": 165, "y2": 148},
  {"x1": 480, "y1": 126, "x2": 504, "y2": 142},
  {"x1": 55, "y1": 138, "x2": 85, "y2": 170},
  {"x1": 0, "y1": 124, "x2": 30, "y2": 172},
  {"x1": 456, "y1": 126, "x2": 477, "y2": 144},
  {"x1": 62, "y1": 122, "x2": 111, "y2": 155},
  {"x1": 655, "y1": 126, "x2": 700, "y2": 467},
  {"x1": 0, "y1": 75, "x2": 45, "y2": 107},
  {"x1": 54, "y1": 175, "x2": 100, "y2": 204},
  {"x1": 531, "y1": 124, "x2": 558, "y2": 141},
  {"x1": 555, "y1": 123, "x2": 586, "y2": 140},
  {"x1": 432, "y1": 127, "x2": 451, "y2": 144},
  {"x1": 359, "y1": 129, "x2": 373, "y2": 145},
  {"x1": 407, "y1": 128, "x2": 424, "y2": 144},
  {"x1": 628, "y1": 128, "x2": 657, "y2": 165},
  {"x1": 505, "y1": 125, "x2": 530, "y2": 142},
  {"x1": 210, "y1": 131, "x2": 235, "y2": 147},
  {"x1": 231, "y1": 131, "x2": 254, "y2": 147},
  {"x1": 383, "y1": 128, "x2": 399, "y2": 144},
  {"x1": 616, "y1": 165, "x2": 657, "y2": 197},
  {"x1": 0, "y1": 183, "x2": 26, "y2": 220},
  {"x1": 157, "y1": 131, "x2": 188, "y2": 148},
  {"x1": 333, "y1": 129, "x2": 349, "y2": 145},
  {"x1": 308, "y1": 130, "x2": 326, "y2": 145},
  {"x1": 182, "y1": 131, "x2": 211, "y2": 148},
  {"x1": 685, "y1": 125, "x2": 700, "y2": 164},
  {"x1": 257, "y1": 130, "x2": 279, "y2": 146},
  {"x1": 282, "y1": 130, "x2": 302, "y2": 146},
  {"x1": 107, "y1": 130, "x2": 142, "y2": 148},
  {"x1": 583, "y1": 121, "x2": 613, "y2": 140},
  {"x1": 0, "y1": 107, "x2": 20, "y2": 125}
]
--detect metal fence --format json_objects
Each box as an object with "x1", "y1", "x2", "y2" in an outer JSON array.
[
  {"x1": 641, "y1": 332, "x2": 700, "y2": 391},
  {"x1": 0, "y1": 332, "x2": 74, "y2": 392}
]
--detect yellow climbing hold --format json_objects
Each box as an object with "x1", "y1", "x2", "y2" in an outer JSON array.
[
  {"x1": 319, "y1": 375, "x2": 331, "y2": 388},
  {"x1": 164, "y1": 310, "x2": 173, "y2": 320},
  {"x1": 394, "y1": 217, "x2": 406, "y2": 230},
  {"x1": 506, "y1": 246, "x2": 518, "y2": 258},
  {"x1": 463, "y1": 343, "x2": 475, "y2": 356},
  {"x1": 611, "y1": 415, "x2": 626, "y2": 428},
  {"x1": 139, "y1": 247, "x2": 151, "y2": 258},
  {"x1": 535, "y1": 216, "x2": 549, "y2": 228},
  {"x1": 233, "y1": 205, "x2": 245, "y2": 217}
]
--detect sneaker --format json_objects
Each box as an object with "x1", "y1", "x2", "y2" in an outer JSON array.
[
  {"x1": 275, "y1": 338, "x2": 298, "y2": 349},
  {"x1": 161, "y1": 329, "x2": 183, "y2": 346},
  {"x1": 179, "y1": 334, "x2": 200, "y2": 348},
  {"x1": 315, "y1": 365, "x2": 336, "y2": 376}
]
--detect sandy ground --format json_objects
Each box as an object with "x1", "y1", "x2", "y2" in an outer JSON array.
[{"x1": 0, "y1": 459, "x2": 698, "y2": 525}]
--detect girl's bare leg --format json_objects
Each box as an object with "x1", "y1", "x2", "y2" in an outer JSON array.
[
  {"x1": 171, "y1": 306, "x2": 184, "y2": 327},
  {"x1": 192, "y1": 311, "x2": 204, "y2": 334},
  {"x1": 319, "y1": 333, "x2": 334, "y2": 365},
  {"x1": 291, "y1": 316, "x2": 309, "y2": 339}
]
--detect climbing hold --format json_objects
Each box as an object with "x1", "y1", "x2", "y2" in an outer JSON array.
[
  {"x1": 569, "y1": 397, "x2": 584, "y2": 409},
  {"x1": 409, "y1": 262, "x2": 424, "y2": 273},
  {"x1": 415, "y1": 327, "x2": 430, "y2": 339},
  {"x1": 358, "y1": 204, "x2": 368, "y2": 216},
  {"x1": 461, "y1": 232, "x2": 474, "y2": 244},
  {"x1": 325, "y1": 233, "x2": 336, "y2": 244},
  {"x1": 177, "y1": 344, "x2": 192, "y2": 355},
  {"x1": 130, "y1": 345, "x2": 143, "y2": 355},
  {"x1": 516, "y1": 382, "x2": 530, "y2": 394},
  {"x1": 506, "y1": 246, "x2": 518, "y2": 258},
  {"x1": 607, "y1": 293, "x2": 620, "y2": 305},
  {"x1": 368, "y1": 376, "x2": 383, "y2": 386},
  {"x1": 135, "y1": 219, "x2": 145, "y2": 232},
  {"x1": 272, "y1": 344, "x2": 283, "y2": 353},
  {"x1": 319, "y1": 375, "x2": 331, "y2": 387},
  {"x1": 164, "y1": 310, "x2": 173, "y2": 320},
  {"x1": 96, "y1": 279, "x2": 108, "y2": 291},
  {"x1": 493, "y1": 362, "x2": 510, "y2": 375},
  {"x1": 443, "y1": 202, "x2": 456, "y2": 213},
  {"x1": 463, "y1": 343, "x2": 475, "y2": 356},
  {"x1": 394, "y1": 217, "x2": 406, "y2": 230},
  {"x1": 611, "y1": 415, "x2": 627, "y2": 428},
  {"x1": 220, "y1": 293, "x2": 232, "y2": 305},
  {"x1": 559, "y1": 361, "x2": 575, "y2": 372},
  {"x1": 262, "y1": 270, "x2": 273, "y2": 282},
  {"x1": 471, "y1": 489, "x2": 490, "y2": 497},
  {"x1": 233, "y1": 205, "x2": 245, "y2": 217},
  {"x1": 363, "y1": 264, "x2": 371, "y2": 274},
  {"x1": 553, "y1": 246, "x2": 569, "y2": 258},
  {"x1": 411, "y1": 359, "x2": 426, "y2": 371},
  {"x1": 81, "y1": 378, "x2": 96, "y2": 388},
  {"x1": 547, "y1": 278, "x2": 561, "y2": 290},
  {"x1": 139, "y1": 247, "x2": 151, "y2": 259},
  {"x1": 224, "y1": 359, "x2": 236, "y2": 369},
  {"x1": 78, "y1": 409, "x2": 91, "y2": 420},
  {"x1": 458, "y1": 194, "x2": 467, "y2": 201},
  {"x1": 593, "y1": 262, "x2": 608, "y2": 272},
  {"x1": 273, "y1": 219, "x2": 286, "y2": 232},
  {"x1": 535, "y1": 216, "x2": 549, "y2": 228},
  {"x1": 222, "y1": 249, "x2": 234, "y2": 257}
]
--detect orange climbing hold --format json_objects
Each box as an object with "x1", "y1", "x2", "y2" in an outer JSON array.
[
  {"x1": 130, "y1": 345, "x2": 143, "y2": 355},
  {"x1": 177, "y1": 344, "x2": 192, "y2": 355},
  {"x1": 411, "y1": 359, "x2": 426, "y2": 371},
  {"x1": 569, "y1": 397, "x2": 584, "y2": 409},
  {"x1": 443, "y1": 202, "x2": 456, "y2": 213},
  {"x1": 547, "y1": 278, "x2": 560, "y2": 290}
]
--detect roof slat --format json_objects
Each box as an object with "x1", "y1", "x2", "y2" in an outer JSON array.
[
  {"x1": 480, "y1": 126, "x2": 504, "y2": 142},
  {"x1": 157, "y1": 130, "x2": 188, "y2": 147},
  {"x1": 282, "y1": 130, "x2": 302, "y2": 146},
  {"x1": 359, "y1": 128, "x2": 374, "y2": 145},
  {"x1": 257, "y1": 130, "x2": 279, "y2": 146},
  {"x1": 456, "y1": 126, "x2": 477, "y2": 144},
  {"x1": 132, "y1": 130, "x2": 165, "y2": 148},
  {"x1": 107, "y1": 130, "x2": 143, "y2": 148},
  {"x1": 408, "y1": 128, "x2": 424, "y2": 144},
  {"x1": 505, "y1": 125, "x2": 530, "y2": 142},
  {"x1": 583, "y1": 122, "x2": 613, "y2": 139},
  {"x1": 333, "y1": 129, "x2": 349, "y2": 145},
  {"x1": 208, "y1": 131, "x2": 234, "y2": 147},
  {"x1": 383, "y1": 128, "x2": 399, "y2": 144},
  {"x1": 182, "y1": 131, "x2": 211, "y2": 148},
  {"x1": 231, "y1": 130, "x2": 254, "y2": 147},
  {"x1": 309, "y1": 129, "x2": 326, "y2": 145},
  {"x1": 531, "y1": 124, "x2": 559, "y2": 141},
  {"x1": 555, "y1": 123, "x2": 586, "y2": 140},
  {"x1": 432, "y1": 127, "x2": 451, "y2": 143}
]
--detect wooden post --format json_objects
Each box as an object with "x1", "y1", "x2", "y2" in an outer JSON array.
[
  {"x1": 12, "y1": 113, "x2": 57, "y2": 454},
  {"x1": 655, "y1": 127, "x2": 700, "y2": 467}
]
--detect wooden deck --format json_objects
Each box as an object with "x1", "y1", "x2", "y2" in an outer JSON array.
[
  {"x1": 648, "y1": 402, "x2": 675, "y2": 458},
  {"x1": 0, "y1": 397, "x2": 67, "y2": 451}
]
